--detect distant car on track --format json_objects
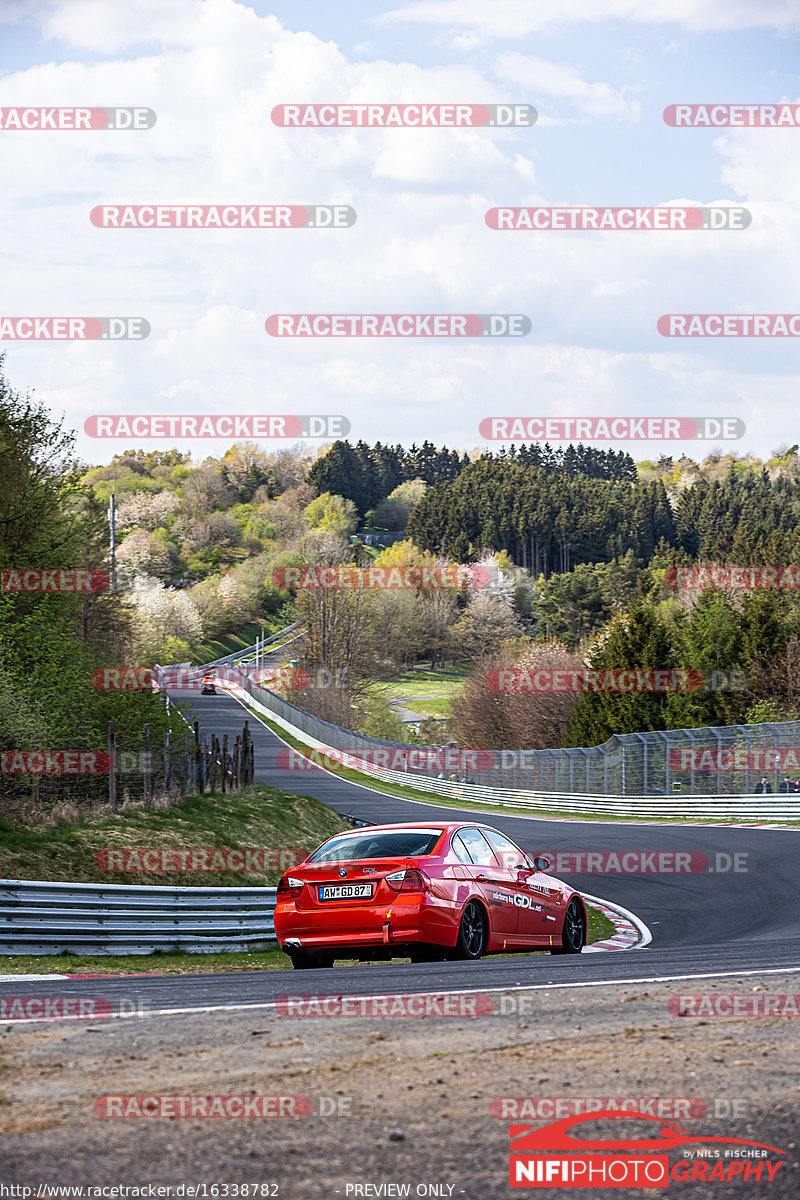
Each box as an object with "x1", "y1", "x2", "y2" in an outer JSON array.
[
  {"x1": 274, "y1": 820, "x2": 586, "y2": 969},
  {"x1": 200, "y1": 673, "x2": 216, "y2": 695}
]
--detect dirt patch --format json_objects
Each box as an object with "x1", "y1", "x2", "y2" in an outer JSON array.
[{"x1": 1, "y1": 973, "x2": 798, "y2": 1197}]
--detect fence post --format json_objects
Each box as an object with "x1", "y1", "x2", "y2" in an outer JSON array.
[
  {"x1": 233, "y1": 736, "x2": 240, "y2": 788},
  {"x1": 250, "y1": 741, "x2": 255, "y2": 784},
  {"x1": 222, "y1": 734, "x2": 229, "y2": 793},
  {"x1": 181, "y1": 751, "x2": 188, "y2": 797},
  {"x1": 108, "y1": 720, "x2": 117, "y2": 808},
  {"x1": 142, "y1": 724, "x2": 152, "y2": 805},
  {"x1": 242, "y1": 722, "x2": 251, "y2": 785},
  {"x1": 164, "y1": 728, "x2": 171, "y2": 791},
  {"x1": 194, "y1": 722, "x2": 203, "y2": 793},
  {"x1": 209, "y1": 737, "x2": 218, "y2": 792}
]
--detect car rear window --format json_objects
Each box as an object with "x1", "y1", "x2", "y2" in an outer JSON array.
[{"x1": 309, "y1": 829, "x2": 444, "y2": 863}]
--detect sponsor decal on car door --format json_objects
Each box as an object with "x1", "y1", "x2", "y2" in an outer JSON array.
[{"x1": 454, "y1": 827, "x2": 519, "y2": 938}]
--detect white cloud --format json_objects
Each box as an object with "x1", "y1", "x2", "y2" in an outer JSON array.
[
  {"x1": 494, "y1": 53, "x2": 640, "y2": 120},
  {"x1": 379, "y1": 0, "x2": 800, "y2": 36},
  {"x1": 0, "y1": 0, "x2": 798, "y2": 463}
]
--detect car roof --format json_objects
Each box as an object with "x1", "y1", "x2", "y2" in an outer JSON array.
[{"x1": 322, "y1": 820, "x2": 504, "y2": 836}]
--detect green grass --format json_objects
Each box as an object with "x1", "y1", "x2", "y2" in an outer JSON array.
[
  {"x1": 395, "y1": 697, "x2": 453, "y2": 717},
  {"x1": 586, "y1": 907, "x2": 615, "y2": 942},
  {"x1": 192, "y1": 622, "x2": 266, "y2": 665},
  {"x1": 192, "y1": 613, "x2": 298, "y2": 666},
  {"x1": 0, "y1": 784, "x2": 350, "y2": 887},
  {"x1": 369, "y1": 664, "x2": 471, "y2": 718},
  {"x1": 0, "y1": 948, "x2": 291, "y2": 975}
]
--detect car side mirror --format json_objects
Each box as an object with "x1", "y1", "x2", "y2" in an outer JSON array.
[{"x1": 531, "y1": 855, "x2": 551, "y2": 872}]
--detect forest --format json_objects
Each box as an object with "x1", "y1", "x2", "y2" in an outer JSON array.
[{"x1": 3, "y1": 357, "x2": 800, "y2": 765}]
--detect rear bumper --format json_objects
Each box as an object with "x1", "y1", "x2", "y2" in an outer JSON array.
[{"x1": 275, "y1": 899, "x2": 456, "y2": 951}]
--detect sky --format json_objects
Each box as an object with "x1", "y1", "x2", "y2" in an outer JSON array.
[{"x1": 1, "y1": 0, "x2": 800, "y2": 465}]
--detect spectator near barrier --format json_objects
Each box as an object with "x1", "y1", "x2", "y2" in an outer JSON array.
[{"x1": 754, "y1": 776, "x2": 773, "y2": 794}]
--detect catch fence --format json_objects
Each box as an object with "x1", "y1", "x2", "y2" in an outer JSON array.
[
  {"x1": 0, "y1": 720, "x2": 255, "y2": 812},
  {"x1": 228, "y1": 671, "x2": 800, "y2": 798}
]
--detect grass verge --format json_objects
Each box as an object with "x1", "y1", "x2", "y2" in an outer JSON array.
[
  {"x1": 0, "y1": 784, "x2": 349, "y2": 886},
  {"x1": 368, "y1": 666, "x2": 470, "y2": 719}
]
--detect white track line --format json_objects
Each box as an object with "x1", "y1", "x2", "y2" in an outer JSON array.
[
  {"x1": 0, "y1": 973, "x2": 70, "y2": 981},
  {"x1": 3, "y1": 965, "x2": 800, "y2": 1024}
]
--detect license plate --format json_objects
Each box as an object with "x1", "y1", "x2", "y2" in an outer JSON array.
[{"x1": 318, "y1": 883, "x2": 374, "y2": 901}]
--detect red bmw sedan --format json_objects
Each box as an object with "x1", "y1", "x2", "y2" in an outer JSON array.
[{"x1": 274, "y1": 820, "x2": 586, "y2": 969}]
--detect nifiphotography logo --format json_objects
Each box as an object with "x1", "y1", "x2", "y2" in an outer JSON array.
[{"x1": 508, "y1": 1111, "x2": 785, "y2": 1188}]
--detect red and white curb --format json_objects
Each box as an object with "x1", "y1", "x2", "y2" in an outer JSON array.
[{"x1": 582, "y1": 891, "x2": 652, "y2": 951}]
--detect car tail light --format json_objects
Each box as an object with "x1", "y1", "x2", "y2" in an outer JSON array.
[
  {"x1": 276, "y1": 875, "x2": 304, "y2": 899},
  {"x1": 385, "y1": 867, "x2": 430, "y2": 893}
]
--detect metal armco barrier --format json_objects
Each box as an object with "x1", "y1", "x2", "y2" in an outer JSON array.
[
  {"x1": 218, "y1": 669, "x2": 800, "y2": 802},
  {"x1": 196, "y1": 621, "x2": 305, "y2": 671},
  {"x1": 235, "y1": 684, "x2": 800, "y2": 822},
  {"x1": 0, "y1": 879, "x2": 277, "y2": 955}
]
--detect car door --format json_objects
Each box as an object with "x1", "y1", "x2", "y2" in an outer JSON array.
[
  {"x1": 522, "y1": 858, "x2": 567, "y2": 940},
  {"x1": 482, "y1": 828, "x2": 547, "y2": 941},
  {"x1": 453, "y1": 826, "x2": 519, "y2": 939}
]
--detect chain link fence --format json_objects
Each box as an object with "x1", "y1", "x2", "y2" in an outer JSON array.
[
  {"x1": 0, "y1": 719, "x2": 255, "y2": 815},
  {"x1": 233, "y1": 672, "x2": 800, "y2": 798}
]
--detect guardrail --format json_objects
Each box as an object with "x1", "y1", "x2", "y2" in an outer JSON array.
[
  {"x1": 198, "y1": 621, "x2": 305, "y2": 671},
  {"x1": 0, "y1": 879, "x2": 277, "y2": 956},
  {"x1": 220, "y1": 669, "x2": 800, "y2": 802},
  {"x1": 234, "y1": 682, "x2": 800, "y2": 822}
]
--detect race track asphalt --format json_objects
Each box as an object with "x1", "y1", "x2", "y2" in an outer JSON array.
[{"x1": 4, "y1": 686, "x2": 800, "y2": 1009}]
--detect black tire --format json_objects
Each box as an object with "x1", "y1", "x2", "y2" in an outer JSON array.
[
  {"x1": 550, "y1": 899, "x2": 585, "y2": 955},
  {"x1": 449, "y1": 900, "x2": 487, "y2": 960},
  {"x1": 288, "y1": 949, "x2": 334, "y2": 969}
]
